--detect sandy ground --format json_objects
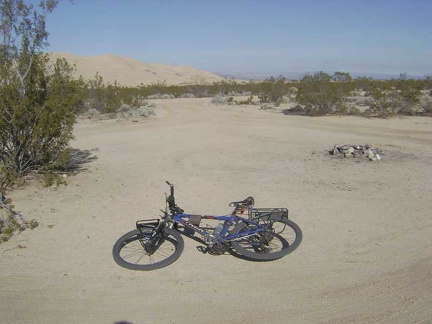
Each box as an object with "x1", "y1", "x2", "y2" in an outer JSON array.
[{"x1": 1, "y1": 98, "x2": 432, "y2": 324}]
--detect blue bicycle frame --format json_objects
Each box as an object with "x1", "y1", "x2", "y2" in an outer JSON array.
[{"x1": 172, "y1": 212, "x2": 266, "y2": 245}]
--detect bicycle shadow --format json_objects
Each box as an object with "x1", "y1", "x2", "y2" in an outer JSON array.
[{"x1": 174, "y1": 225, "x2": 277, "y2": 262}]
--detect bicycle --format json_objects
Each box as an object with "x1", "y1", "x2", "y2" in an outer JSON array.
[{"x1": 112, "y1": 181, "x2": 302, "y2": 271}]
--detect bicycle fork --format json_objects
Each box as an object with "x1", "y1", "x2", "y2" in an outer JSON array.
[{"x1": 136, "y1": 220, "x2": 166, "y2": 255}]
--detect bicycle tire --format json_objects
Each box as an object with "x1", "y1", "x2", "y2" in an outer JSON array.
[
  {"x1": 230, "y1": 217, "x2": 302, "y2": 261},
  {"x1": 112, "y1": 228, "x2": 184, "y2": 271}
]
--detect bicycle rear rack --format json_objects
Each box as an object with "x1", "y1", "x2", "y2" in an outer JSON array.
[{"x1": 249, "y1": 208, "x2": 289, "y2": 221}]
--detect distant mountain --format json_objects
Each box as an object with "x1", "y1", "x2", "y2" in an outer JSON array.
[
  {"x1": 215, "y1": 71, "x2": 425, "y2": 81},
  {"x1": 48, "y1": 52, "x2": 225, "y2": 86}
]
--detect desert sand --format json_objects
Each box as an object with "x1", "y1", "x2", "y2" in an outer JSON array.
[
  {"x1": 48, "y1": 53, "x2": 225, "y2": 86},
  {"x1": 1, "y1": 97, "x2": 432, "y2": 324}
]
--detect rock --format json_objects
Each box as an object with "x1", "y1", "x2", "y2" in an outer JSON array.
[
  {"x1": 329, "y1": 143, "x2": 382, "y2": 161},
  {"x1": 331, "y1": 144, "x2": 341, "y2": 155}
]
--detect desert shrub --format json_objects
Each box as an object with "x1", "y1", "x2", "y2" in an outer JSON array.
[
  {"x1": 295, "y1": 71, "x2": 353, "y2": 115},
  {"x1": 180, "y1": 93, "x2": 196, "y2": 98},
  {"x1": 354, "y1": 76, "x2": 374, "y2": 92},
  {"x1": 366, "y1": 88, "x2": 400, "y2": 117},
  {"x1": 84, "y1": 75, "x2": 123, "y2": 113},
  {"x1": 211, "y1": 94, "x2": 229, "y2": 105},
  {"x1": 117, "y1": 109, "x2": 135, "y2": 119},
  {"x1": 366, "y1": 80, "x2": 422, "y2": 117},
  {"x1": 164, "y1": 94, "x2": 175, "y2": 99},
  {"x1": 341, "y1": 104, "x2": 361, "y2": 116},
  {"x1": 332, "y1": 71, "x2": 352, "y2": 82},
  {"x1": 351, "y1": 92, "x2": 373, "y2": 106},
  {"x1": 138, "y1": 106, "x2": 155, "y2": 117},
  {"x1": 349, "y1": 106, "x2": 361, "y2": 115},
  {"x1": 0, "y1": 0, "x2": 84, "y2": 185},
  {"x1": 0, "y1": 55, "x2": 83, "y2": 177},
  {"x1": 120, "y1": 92, "x2": 145, "y2": 108},
  {"x1": 150, "y1": 93, "x2": 175, "y2": 100},
  {"x1": 187, "y1": 74, "x2": 211, "y2": 97},
  {"x1": 397, "y1": 87, "x2": 421, "y2": 115},
  {"x1": 420, "y1": 94, "x2": 432, "y2": 114},
  {"x1": 236, "y1": 95, "x2": 254, "y2": 105},
  {"x1": 85, "y1": 72, "x2": 106, "y2": 111},
  {"x1": 85, "y1": 108, "x2": 101, "y2": 118},
  {"x1": 147, "y1": 93, "x2": 162, "y2": 99},
  {"x1": 117, "y1": 103, "x2": 132, "y2": 113},
  {"x1": 258, "y1": 75, "x2": 288, "y2": 103},
  {"x1": 217, "y1": 79, "x2": 238, "y2": 95},
  {"x1": 424, "y1": 74, "x2": 432, "y2": 92}
]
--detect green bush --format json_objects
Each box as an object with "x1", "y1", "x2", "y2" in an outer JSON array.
[
  {"x1": 367, "y1": 87, "x2": 400, "y2": 118},
  {"x1": 258, "y1": 75, "x2": 288, "y2": 103},
  {"x1": 366, "y1": 77, "x2": 422, "y2": 118},
  {"x1": 295, "y1": 71, "x2": 354, "y2": 115},
  {"x1": 421, "y1": 94, "x2": 432, "y2": 114},
  {"x1": 0, "y1": 54, "x2": 83, "y2": 180},
  {"x1": 0, "y1": 1, "x2": 83, "y2": 185}
]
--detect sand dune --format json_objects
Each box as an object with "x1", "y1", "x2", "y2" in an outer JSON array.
[{"x1": 48, "y1": 52, "x2": 225, "y2": 86}]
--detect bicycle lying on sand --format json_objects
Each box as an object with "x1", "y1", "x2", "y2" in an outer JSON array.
[{"x1": 113, "y1": 181, "x2": 302, "y2": 270}]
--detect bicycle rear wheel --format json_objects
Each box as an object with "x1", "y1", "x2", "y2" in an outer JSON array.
[
  {"x1": 230, "y1": 218, "x2": 302, "y2": 261},
  {"x1": 112, "y1": 228, "x2": 184, "y2": 271}
]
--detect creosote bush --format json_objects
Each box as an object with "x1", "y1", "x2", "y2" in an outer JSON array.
[
  {"x1": 0, "y1": 0, "x2": 76, "y2": 241},
  {"x1": 1, "y1": 0, "x2": 84, "y2": 187},
  {"x1": 295, "y1": 71, "x2": 354, "y2": 115},
  {"x1": 258, "y1": 75, "x2": 289, "y2": 104}
]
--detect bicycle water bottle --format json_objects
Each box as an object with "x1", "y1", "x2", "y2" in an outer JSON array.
[{"x1": 213, "y1": 223, "x2": 224, "y2": 239}]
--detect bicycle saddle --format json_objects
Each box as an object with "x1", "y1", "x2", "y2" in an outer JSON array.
[{"x1": 229, "y1": 196, "x2": 255, "y2": 208}]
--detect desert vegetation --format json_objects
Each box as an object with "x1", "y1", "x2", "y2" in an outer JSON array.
[{"x1": 75, "y1": 71, "x2": 432, "y2": 119}]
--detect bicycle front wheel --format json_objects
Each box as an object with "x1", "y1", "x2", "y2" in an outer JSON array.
[
  {"x1": 230, "y1": 218, "x2": 302, "y2": 261},
  {"x1": 112, "y1": 228, "x2": 184, "y2": 271}
]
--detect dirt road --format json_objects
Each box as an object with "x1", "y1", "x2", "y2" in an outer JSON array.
[{"x1": 1, "y1": 98, "x2": 431, "y2": 323}]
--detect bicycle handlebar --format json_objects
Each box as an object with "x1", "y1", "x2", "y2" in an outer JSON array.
[{"x1": 166, "y1": 180, "x2": 174, "y2": 197}]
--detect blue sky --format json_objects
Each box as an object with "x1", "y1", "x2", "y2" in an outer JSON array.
[{"x1": 45, "y1": 0, "x2": 432, "y2": 77}]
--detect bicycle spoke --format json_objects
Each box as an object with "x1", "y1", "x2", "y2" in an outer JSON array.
[{"x1": 113, "y1": 229, "x2": 184, "y2": 270}]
